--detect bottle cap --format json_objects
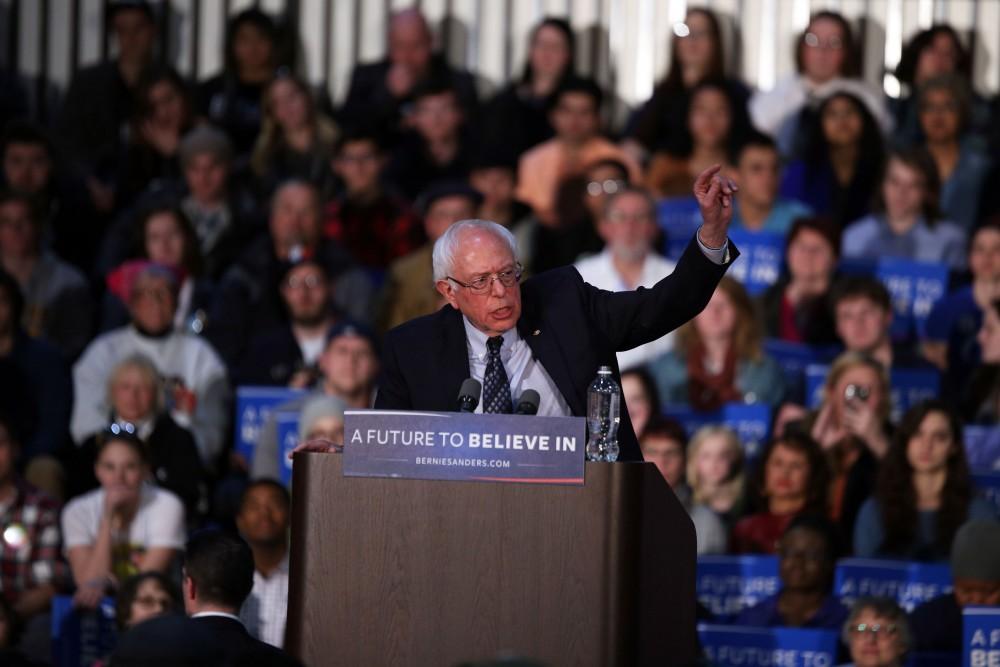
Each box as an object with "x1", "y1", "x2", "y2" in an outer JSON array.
[{"x1": 598, "y1": 365, "x2": 611, "y2": 374}]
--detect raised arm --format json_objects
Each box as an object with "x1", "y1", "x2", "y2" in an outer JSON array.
[{"x1": 692, "y1": 164, "x2": 738, "y2": 248}]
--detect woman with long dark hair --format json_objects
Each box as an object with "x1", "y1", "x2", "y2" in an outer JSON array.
[
  {"x1": 853, "y1": 400, "x2": 996, "y2": 560},
  {"x1": 625, "y1": 7, "x2": 749, "y2": 160},
  {"x1": 842, "y1": 147, "x2": 966, "y2": 270},
  {"x1": 480, "y1": 17, "x2": 576, "y2": 162},
  {"x1": 780, "y1": 90, "x2": 885, "y2": 229}
]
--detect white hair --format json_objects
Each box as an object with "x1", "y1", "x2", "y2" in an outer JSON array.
[{"x1": 431, "y1": 219, "x2": 518, "y2": 282}]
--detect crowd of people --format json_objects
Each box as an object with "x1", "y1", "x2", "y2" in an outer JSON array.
[{"x1": 0, "y1": 1, "x2": 999, "y2": 664}]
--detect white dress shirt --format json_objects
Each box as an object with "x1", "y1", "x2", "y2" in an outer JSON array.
[{"x1": 239, "y1": 554, "x2": 290, "y2": 648}]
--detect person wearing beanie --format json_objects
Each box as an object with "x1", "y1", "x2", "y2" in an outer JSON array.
[{"x1": 907, "y1": 518, "x2": 1000, "y2": 653}]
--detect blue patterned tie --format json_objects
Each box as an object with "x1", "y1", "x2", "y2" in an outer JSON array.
[{"x1": 483, "y1": 336, "x2": 513, "y2": 414}]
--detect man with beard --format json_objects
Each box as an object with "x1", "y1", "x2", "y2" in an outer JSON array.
[
  {"x1": 237, "y1": 259, "x2": 338, "y2": 387},
  {"x1": 574, "y1": 187, "x2": 676, "y2": 370}
]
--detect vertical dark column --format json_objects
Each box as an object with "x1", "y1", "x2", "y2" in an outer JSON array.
[
  {"x1": 101, "y1": 0, "x2": 111, "y2": 60},
  {"x1": 502, "y1": 0, "x2": 512, "y2": 81},
  {"x1": 7, "y1": 0, "x2": 21, "y2": 71},
  {"x1": 191, "y1": 0, "x2": 202, "y2": 78},
  {"x1": 321, "y1": 0, "x2": 331, "y2": 85},
  {"x1": 70, "y1": 0, "x2": 81, "y2": 73},
  {"x1": 37, "y1": 0, "x2": 50, "y2": 120}
]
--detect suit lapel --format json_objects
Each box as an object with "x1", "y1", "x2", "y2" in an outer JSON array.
[
  {"x1": 437, "y1": 306, "x2": 472, "y2": 409},
  {"x1": 516, "y1": 293, "x2": 585, "y2": 416}
]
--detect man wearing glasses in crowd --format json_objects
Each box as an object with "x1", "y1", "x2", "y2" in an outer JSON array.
[{"x1": 372, "y1": 165, "x2": 739, "y2": 463}]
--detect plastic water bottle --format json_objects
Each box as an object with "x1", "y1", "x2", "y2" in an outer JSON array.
[{"x1": 586, "y1": 366, "x2": 620, "y2": 462}]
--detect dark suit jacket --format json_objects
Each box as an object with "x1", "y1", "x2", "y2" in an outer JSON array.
[
  {"x1": 192, "y1": 615, "x2": 303, "y2": 667},
  {"x1": 374, "y1": 236, "x2": 736, "y2": 462}
]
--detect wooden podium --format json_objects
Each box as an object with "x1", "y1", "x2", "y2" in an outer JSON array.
[{"x1": 286, "y1": 454, "x2": 697, "y2": 666}]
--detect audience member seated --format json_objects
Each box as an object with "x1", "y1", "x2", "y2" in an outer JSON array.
[
  {"x1": 853, "y1": 400, "x2": 996, "y2": 560},
  {"x1": 469, "y1": 153, "x2": 531, "y2": 231},
  {"x1": 916, "y1": 75, "x2": 992, "y2": 234},
  {"x1": 686, "y1": 425, "x2": 745, "y2": 537},
  {"x1": 802, "y1": 352, "x2": 890, "y2": 550},
  {"x1": 831, "y1": 276, "x2": 931, "y2": 371},
  {"x1": 908, "y1": 518, "x2": 1000, "y2": 654},
  {"x1": 62, "y1": 432, "x2": 185, "y2": 609},
  {"x1": 841, "y1": 596, "x2": 910, "y2": 667},
  {"x1": 480, "y1": 17, "x2": 576, "y2": 162},
  {"x1": 250, "y1": 73, "x2": 339, "y2": 198},
  {"x1": 115, "y1": 571, "x2": 182, "y2": 631},
  {"x1": 237, "y1": 480, "x2": 291, "y2": 649},
  {"x1": 516, "y1": 77, "x2": 640, "y2": 225},
  {"x1": 198, "y1": 9, "x2": 280, "y2": 159},
  {"x1": 575, "y1": 187, "x2": 677, "y2": 370},
  {"x1": 891, "y1": 25, "x2": 989, "y2": 148},
  {"x1": 182, "y1": 530, "x2": 302, "y2": 666},
  {"x1": 640, "y1": 416, "x2": 690, "y2": 501},
  {"x1": 729, "y1": 135, "x2": 810, "y2": 234},
  {"x1": 519, "y1": 158, "x2": 626, "y2": 275},
  {"x1": 736, "y1": 516, "x2": 847, "y2": 630},
  {"x1": 749, "y1": 11, "x2": 889, "y2": 158},
  {"x1": 0, "y1": 191, "x2": 93, "y2": 359},
  {"x1": 648, "y1": 277, "x2": 786, "y2": 410},
  {"x1": 339, "y1": 8, "x2": 478, "y2": 140},
  {"x1": 0, "y1": 413, "x2": 69, "y2": 660},
  {"x1": 70, "y1": 355, "x2": 207, "y2": 524},
  {"x1": 1, "y1": 122, "x2": 101, "y2": 275},
  {"x1": 757, "y1": 216, "x2": 840, "y2": 345},
  {"x1": 251, "y1": 323, "x2": 376, "y2": 480},
  {"x1": 100, "y1": 204, "x2": 215, "y2": 333},
  {"x1": 620, "y1": 366, "x2": 661, "y2": 440},
  {"x1": 238, "y1": 259, "x2": 339, "y2": 387},
  {"x1": 732, "y1": 433, "x2": 829, "y2": 554},
  {"x1": 377, "y1": 181, "x2": 480, "y2": 332},
  {"x1": 842, "y1": 148, "x2": 966, "y2": 271},
  {"x1": 922, "y1": 221, "x2": 1000, "y2": 400},
  {"x1": 779, "y1": 89, "x2": 886, "y2": 230},
  {"x1": 323, "y1": 130, "x2": 423, "y2": 271},
  {"x1": 207, "y1": 180, "x2": 372, "y2": 367},
  {"x1": 625, "y1": 7, "x2": 749, "y2": 162},
  {"x1": 116, "y1": 66, "x2": 194, "y2": 208},
  {"x1": 963, "y1": 298, "x2": 1000, "y2": 423},
  {"x1": 646, "y1": 79, "x2": 747, "y2": 198},
  {"x1": 72, "y1": 262, "x2": 229, "y2": 469},
  {"x1": 0, "y1": 270, "x2": 73, "y2": 471},
  {"x1": 55, "y1": 0, "x2": 157, "y2": 209}
]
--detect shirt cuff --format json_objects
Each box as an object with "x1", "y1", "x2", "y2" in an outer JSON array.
[{"x1": 696, "y1": 227, "x2": 730, "y2": 265}]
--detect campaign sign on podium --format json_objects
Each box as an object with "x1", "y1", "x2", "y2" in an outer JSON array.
[
  {"x1": 697, "y1": 624, "x2": 838, "y2": 667},
  {"x1": 343, "y1": 410, "x2": 586, "y2": 484},
  {"x1": 963, "y1": 607, "x2": 1000, "y2": 667}
]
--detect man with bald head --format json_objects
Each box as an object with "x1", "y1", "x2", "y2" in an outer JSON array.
[
  {"x1": 375, "y1": 166, "x2": 739, "y2": 461},
  {"x1": 340, "y1": 8, "x2": 478, "y2": 136}
]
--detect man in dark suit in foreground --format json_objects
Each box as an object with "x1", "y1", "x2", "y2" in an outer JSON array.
[
  {"x1": 182, "y1": 530, "x2": 303, "y2": 667},
  {"x1": 372, "y1": 165, "x2": 739, "y2": 462}
]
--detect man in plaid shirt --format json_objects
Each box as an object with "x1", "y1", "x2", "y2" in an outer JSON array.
[{"x1": 0, "y1": 414, "x2": 69, "y2": 638}]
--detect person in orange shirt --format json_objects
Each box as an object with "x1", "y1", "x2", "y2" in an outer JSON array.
[{"x1": 515, "y1": 77, "x2": 641, "y2": 224}]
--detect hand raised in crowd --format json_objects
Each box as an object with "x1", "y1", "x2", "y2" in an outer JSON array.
[
  {"x1": 73, "y1": 580, "x2": 107, "y2": 610},
  {"x1": 810, "y1": 401, "x2": 847, "y2": 451},
  {"x1": 841, "y1": 397, "x2": 890, "y2": 459},
  {"x1": 693, "y1": 164, "x2": 738, "y2": 249}
]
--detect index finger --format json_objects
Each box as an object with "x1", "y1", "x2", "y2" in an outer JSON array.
[{"x1": 693, "y1": 164, "x2": 723, "y2": 193}]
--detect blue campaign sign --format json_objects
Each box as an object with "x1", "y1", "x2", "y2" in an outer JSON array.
[
  {"x1": 963, "y1": 607, "x2": 1000, "y2": 667},
  {"x1": 973, "y1": 471, "x2": 1000, "y2": 515},
  {"x1": 698, "y1": 624, "x2": 838, "y2": 667},
  {"x1": 342, "y1": 410, "x2": 586, "y2": 484},
  {"x1": 834, "y1": 558, "x2": 952, "y2": 612},
  {"x1": 726, "y1": 230, "x2": 785, "y2": 296},
  {"x1": 841, "y1": 258, "x2": 948, "y2": 341},
  {"x1": 696, "y1": 555, "x2": 780, "y2": 619},
  {"x1": 51, "y1": 594, "x2": 118, "y2": 667},
  {"x1": 763, "y1": 340, "x2": 839, "y2": 404},
  {"x1": 965, "y1": 426, "x2": 1000, "y2": 471},
  {"x1": 276, "y1": 411, "x2": 301, "y2": 486},
  {"x1": 804, "y1": 365, "x2": 940, "y2": 421},
  {"x1": 234, "y1": 386, "x2": 306, "y2": 466},
  {"x1": 665, "y1": 403, "x2": 772, "y2": 461},
  {"x1": 657, "y1": 197, "x2": 703, "y2": 260}
]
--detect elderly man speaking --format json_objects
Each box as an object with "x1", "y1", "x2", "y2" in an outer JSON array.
[{"x1": 373, "y1": 166, "x2": 739, "y2": 462}]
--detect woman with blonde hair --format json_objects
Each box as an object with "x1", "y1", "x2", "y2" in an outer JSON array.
[
  {"x1": 250, "y1": 72, "x2": 339, "y2": 196},
  {"x1": 685, "y1": 425, "x2": 744, "y2": 554},
  {"x1": 648, "y1": 277, "x2": 786, "y2": 411}
]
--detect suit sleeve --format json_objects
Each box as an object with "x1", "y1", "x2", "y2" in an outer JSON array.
[
  {"x1": 372, "y1": 330, "x2": 412, "y2": 410},
  {"x1": 582, "y1": 235, "x2": 737, "y2": 352}
]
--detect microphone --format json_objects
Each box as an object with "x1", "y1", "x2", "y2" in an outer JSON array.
[
  {"x1": 457, "y1": 378, "x2": 481, "y2": 413},
  {"x1": 514, "y1": 389, "x2": 540, "y2": 415}
]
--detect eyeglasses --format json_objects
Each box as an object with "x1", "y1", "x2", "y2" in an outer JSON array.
[
  {"x1": 285, "y1": 274, "x2": 323, "y2": 290},
  {"x1": 850, "y1": 623, "x2": 898, "y2": 640},
  {"x1": 108, "y1": 422, "x2": 137, "y2": 437},
  {"x1": 587, "y1": 179, "x2": 625, "y2": 197},
  {"x1": 804, "y1": 32, "x2": 844, "y2": 51},
  {"x1": 446, "y1": 264, "x2": 522, "y2": 294}
]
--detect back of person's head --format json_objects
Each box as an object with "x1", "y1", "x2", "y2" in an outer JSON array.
[
  {"x1": 183, "y1": 530, "x2": 255, "y2": 612},
  {"x1": 877, "y1": 400, "x2": 971, "y2": 558},
  {"x1": 950, "y1": 519, "x2": 1000, "y2": 607},
  {"x1": 110, "y1": 613, "x2": 225, "y2": 667}
]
